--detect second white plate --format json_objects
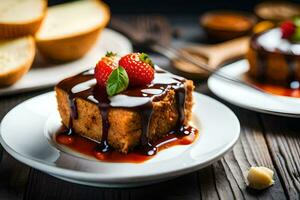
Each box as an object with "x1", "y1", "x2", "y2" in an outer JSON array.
[{"x1": 208, "y1": 60, "x2": 300, "y2": 117}]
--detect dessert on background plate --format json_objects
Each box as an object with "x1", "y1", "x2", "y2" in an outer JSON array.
[
  {"x1": 247, "y1": 18, "x2": 300, "y2": 98},
  {"x1": 208, "y1": 19, "x2": 300, "y2": 117},
  {"x1": 55, "y1": 52, "x2": 197, "y2": 162}
]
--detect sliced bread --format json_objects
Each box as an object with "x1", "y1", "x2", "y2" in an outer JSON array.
[
  {"x1": 0, "y1": 0, "x2": 47, "y2": 38},
  {"x1": 0, "y1": 36, "x2": 35, "y2": 86},
  {"x1": 35, "y1": 0, "x2": 110, "y2": 62}
]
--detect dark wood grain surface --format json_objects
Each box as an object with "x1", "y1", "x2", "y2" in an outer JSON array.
[{"x1": 0, "y1": 15, "x2": 300, "y2": 200}]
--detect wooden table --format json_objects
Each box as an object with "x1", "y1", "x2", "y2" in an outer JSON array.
[{"x1": 0, "y1": 16, "x2": 299, "y2": 200}]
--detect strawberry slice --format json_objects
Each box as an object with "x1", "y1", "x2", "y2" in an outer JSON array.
[
  {"x1": 119, "y1": 53, "x2": 154, "y2": 86},
  {"x1": 94, "y1": 52, "x2": 118, "y2": 87}
]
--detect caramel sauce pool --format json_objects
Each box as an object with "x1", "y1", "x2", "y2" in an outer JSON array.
[
  {"x1": 252, "y1": 81, "x2": 300, "y2": 98},
  {"x1": 56, "y1": 126, "x2": 198, "y2": 163}
]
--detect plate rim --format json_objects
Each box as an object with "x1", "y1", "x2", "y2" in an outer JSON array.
[
  {"x1": 0, "y1": 91, "x2": 240, "y2": 183},
  {"x1": 208, "y1": 59, "x2": 300, "y2": 118}
]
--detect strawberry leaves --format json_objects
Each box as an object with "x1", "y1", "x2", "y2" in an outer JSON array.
[
  {"x1": 139, "y1": 53, "x2": 154, "y2": 67},
  {"x1": 106, "y1": 66, "x2": 129, "y2": 96},
  {"x1": 105, "y1": 51, "x2": 117, "y2": 57}
]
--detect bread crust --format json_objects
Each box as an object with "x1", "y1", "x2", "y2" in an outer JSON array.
[
  {"x1": 35, "y1": 1, "x2": 110, "y2": 62},
  {"x1": 0, "y1": 0, "x2": 47, "y2": 38},
  {"x1": 36, "y1": 26, "x2": 103, "y2": 61},
  {"x1": 0, "y1": 36, "x2": 35, "y2": 86}
]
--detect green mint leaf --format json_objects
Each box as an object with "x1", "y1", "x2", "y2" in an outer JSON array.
[
  {"x1": 139, "y1": 53, "x2": 154, "y2": 67},
  {"x1": 106, "y1": 66, "x2": 129, "y2": 96}
]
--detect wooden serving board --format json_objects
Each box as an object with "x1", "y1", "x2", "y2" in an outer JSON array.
[{"x1": 172, "y1": 37, "x2": 249, "y2": 78}]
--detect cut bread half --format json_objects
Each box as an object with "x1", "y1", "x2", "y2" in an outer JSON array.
[
  {"x1": 0, "y1": 36, "x2": 35, "y2": 86},
  {"x1": 35, "y1": 0, "x2": 110, "y2": 62},
  {"x1": 0, "y1": 0, "x2": 47, "y2": 38}
]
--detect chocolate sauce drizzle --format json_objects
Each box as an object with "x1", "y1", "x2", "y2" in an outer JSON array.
[{"x1": 56, "y1": 67, "x2": 188, "y2": 156}]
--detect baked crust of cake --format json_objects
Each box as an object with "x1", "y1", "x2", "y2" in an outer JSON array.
[{"x1": 55, "y1": 80, "x2": 194, "y2": 153}]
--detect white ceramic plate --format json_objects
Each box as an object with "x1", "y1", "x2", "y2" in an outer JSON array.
[
  {"x1": 0, "y1": 29, "x2": 132, "y2": 96},
  {"x1": 208, "y1": 60, "x2": 300, "y2": 118},
  {"x1": 0, "y1": 92, "x2": 240, "y2": 187}
]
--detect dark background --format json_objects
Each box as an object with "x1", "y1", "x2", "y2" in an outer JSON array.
[{"x1": 49, "y1": 0, "x2": 299, "y2": 14}]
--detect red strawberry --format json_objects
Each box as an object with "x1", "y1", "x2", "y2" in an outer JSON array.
[
  {"x1": 94, "y1": 52, "x2": 118, "y2": 87},
  {"x1": 119, "y1": 53, "x2": 154, "y2": 86},
  {"x1": 281, "y1": 21, "x2": 296, "y2": 39}
]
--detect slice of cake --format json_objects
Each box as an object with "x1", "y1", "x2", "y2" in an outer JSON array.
[
  {"x1": 35, "y1": 0, "x2": 110, "y2": 61},
  {"x1": 247, "y1": 21, "x2": 300, "y2": 87},
  {"x1": 55, "y1": 52, "x2": 195, "y2": 155}
]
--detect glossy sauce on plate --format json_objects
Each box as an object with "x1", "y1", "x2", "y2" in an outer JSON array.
[
  {"x1": 56, "y1": 125, "x2": 198, "y2": 163},
  {"x1": 253, "y1": 81, "x2": 300, "y2": 98}
]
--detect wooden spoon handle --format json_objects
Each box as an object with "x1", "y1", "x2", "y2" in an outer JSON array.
[
  {"x1": 184, "y1": 36, "x2": 250, "y2": 68},
  {"x1": 208, "y1": 36, "x2": 250, "y2": 67}
]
